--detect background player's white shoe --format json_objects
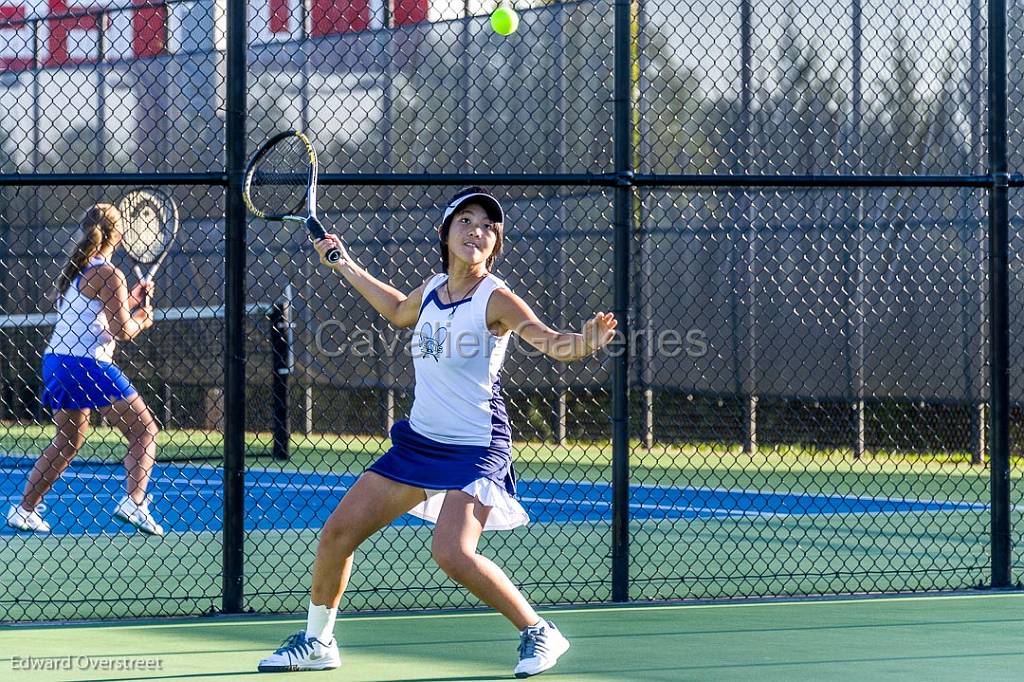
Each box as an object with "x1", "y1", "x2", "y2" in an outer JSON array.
[
  {"x1": 113, "y1": 496, "x2": 164, "y2": 536},
  {"x1": 6, "y1": 504, "x2": 50, "y2": 533},
  {"x1": 514, "y1": 620, "x2": 570, "y2": 678},
  {"x1": 258, "y1": 631, "x2": 341, "y2": 672}
]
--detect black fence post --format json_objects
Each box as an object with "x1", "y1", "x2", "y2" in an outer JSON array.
[
  {"x1": 611, "y1": 0, "x2": 633, "y2": 603},
  {"x1": 222, "y1": 0, "x2": 248, "y2": 614},
  {"x1": 738, "y1": 0, "x2": 758, "y2": 457},
  {"x1": 850, "y1": 0, "x2": 867, "y2": 461},
  {"x1": 987, "y1": 0, "x2": 1012, "y2": 589},
  {"x1": 271, "y1": 299, "x2": 293, "y2": 461}
]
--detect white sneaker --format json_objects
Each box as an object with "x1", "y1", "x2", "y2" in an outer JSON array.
[
  {"x1": 113, "y1": 496, "x2": 165, "y2": 536},
  {"x1": 6, "y1": 504, "x2": 50, "y2": 533},
  {"x1": 257, "y1": 631, "x2": 341, "y2": 672},
  {"x1": 514, "y1": 620, "x2": 570, "y2": 678}
]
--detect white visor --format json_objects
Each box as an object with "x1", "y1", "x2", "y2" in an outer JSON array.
[{"x1": 440, "y1": 192, "x2": 504, "y2": 231}]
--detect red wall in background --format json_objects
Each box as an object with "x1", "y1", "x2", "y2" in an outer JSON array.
[
  {"x1": 393, "y1": 0, "x2": 427, "y2": 25},
  {"x1": 0, "y1": 0, "x2": 431, "y2": 71},
  {"x1": 311, "y1": 0, "x2": 428, "y2": 37}
]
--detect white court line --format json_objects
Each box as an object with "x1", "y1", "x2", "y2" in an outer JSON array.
[
  {"x1": 10, "y1": 592, "x2": 1022, "y2": 631},
  {"x1": 13, "y1": 482, "x2": 992, "y2": 515},
  {"x1": 0, "y1": 464, "x2": 991, "y2": 512},
  {"x1": 0, "y1": 459, "x2": 993, "y2": 515},
  {"x1": 204, "y1": 461, "x2": 1001, "y2": 511},
  {"x1": 0, "y1": 487, "x2": 985, "y2": 521},
  {"x1": 0, "y1": 491, "x2": 738, "y2": 515},
  {"x1": 1, "y1": 463, "x2": 986, "y2": 512},
  {"x1": 519, "y1": 473, "x2": 994, "y2": 511},
  {"x1": 2, "y1": 453, "x2": 992, "y2": 510},
  {"x1": 0, "y1": 468, "x2": 349, "y2": 495}
]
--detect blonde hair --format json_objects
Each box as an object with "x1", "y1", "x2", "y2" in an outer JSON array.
[{"x1": 57, "y1": 203, "x2": 122, "y2": 298}]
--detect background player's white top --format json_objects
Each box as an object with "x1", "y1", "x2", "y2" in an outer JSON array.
[
  {"x1": 44, "y1": 256, "x2": 116, "y2": 362},
  {"x1": 409, "y1": 273, "x2": 512, "y2": 446}
]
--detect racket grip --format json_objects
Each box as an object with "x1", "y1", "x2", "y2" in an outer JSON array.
[{"x1": 306, "y1": 216, "x2": 342, "y2": 263}]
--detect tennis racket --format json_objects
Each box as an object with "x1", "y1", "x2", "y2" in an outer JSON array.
[
  {"x1": 117, "y1": 187, "x2": 179, "y2": 308},
  {"x1": 242, "y1": 130, "x2": 340, "y2": 263}
]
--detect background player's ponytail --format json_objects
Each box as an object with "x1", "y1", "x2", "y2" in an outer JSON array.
[{"x1": 57, "y1": 204, "x2": 122, "y2": 298}]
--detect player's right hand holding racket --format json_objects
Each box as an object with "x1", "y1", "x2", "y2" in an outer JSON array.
[
  {"x1": 311, "y1": 234, "x2": 350, "y2": 270},
  {"x1": 242, "y1": 130, "x2": 342, "y2": 264},
  {"x1": 128, "y1": 280, "x2": 156, "y2": 309},
  {"x1": 128, "y1": 291, "x2": 155, "y2": 333}
]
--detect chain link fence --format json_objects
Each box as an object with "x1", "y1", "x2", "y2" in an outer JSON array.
[{"x1": 0, "y1": 0, "x2": 1020, "y2": 622}]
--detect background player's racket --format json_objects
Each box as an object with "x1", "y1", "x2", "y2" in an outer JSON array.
[
  {"x1": 117, "y1": 187, "x2": 179, "y2": 308},
  {"x1": 242, "y1": 130, "x2": 340, "y2": 263}
]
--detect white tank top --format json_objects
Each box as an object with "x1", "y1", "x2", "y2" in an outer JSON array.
[
  {"x1": 44, "y1": 256, "x2": 116, "y2": 362},
  {"x1": 408, "y1": 273, "x2": 512, "y2": 447}
]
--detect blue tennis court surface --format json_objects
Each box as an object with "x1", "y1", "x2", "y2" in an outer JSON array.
[{"x1": 0, "y1": 456, "x2": 986, "y2": 536}]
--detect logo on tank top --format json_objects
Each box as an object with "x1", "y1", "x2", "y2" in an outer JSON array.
[{"x1": 417, "y1": 322, "x2": 448, "y2": 362}]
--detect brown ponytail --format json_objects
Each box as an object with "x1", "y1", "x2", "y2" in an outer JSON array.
[{"x1": 57, "y1": 204, "x2": 122, "y2": 298}]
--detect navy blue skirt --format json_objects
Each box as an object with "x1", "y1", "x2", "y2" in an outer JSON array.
[{"x1": 368, "y1": 420, "x2": 517, "y2": 497}]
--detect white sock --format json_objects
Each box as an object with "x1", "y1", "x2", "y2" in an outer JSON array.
[{"x1": 305, "y1": 601, "x2": 337, "y2": 643}]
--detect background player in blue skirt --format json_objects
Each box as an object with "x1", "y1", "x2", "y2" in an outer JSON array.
[
  {"x1": 258, "y1": 188, "x2": 617, "y2": 677},
  {"x1": 6, "y1": 204, "x2": 164, "y2": 536}
]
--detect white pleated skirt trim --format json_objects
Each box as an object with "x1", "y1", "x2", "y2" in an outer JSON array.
[{"x1": 408, "y1": 477, "x2": 530, "y2": 531}]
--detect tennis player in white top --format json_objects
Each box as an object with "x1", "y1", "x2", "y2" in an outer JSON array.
[
  {"x1": 258, "y1": 188, "x2": 616, "y2": 677},
  {"x1": 5, "y1": 204, "x2": 164, "y2": 536}
]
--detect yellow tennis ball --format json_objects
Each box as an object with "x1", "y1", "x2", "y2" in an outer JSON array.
[{"x1": 490, "y1": 7, "x2": 519, "y2": 36}]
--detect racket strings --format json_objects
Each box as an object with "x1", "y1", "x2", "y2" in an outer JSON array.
[
  {"x1": 121, "y1": 195, "x2": 175, "y2": 264},
  {"x1": 250, "y1": 136, "x2": 312, "y2": 216}
]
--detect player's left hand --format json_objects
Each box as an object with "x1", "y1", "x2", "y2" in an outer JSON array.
[{"x1": 582, "y1": 312, "x2": 617, "y2": 353}]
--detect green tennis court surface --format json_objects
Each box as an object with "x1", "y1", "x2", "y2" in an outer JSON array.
[
  {"x1": 1, "y1": 422, "x2": 1019, "y2": 621},
  {"x1": 1, "y1": 594, "x2": 1022, "y2": 681}
]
